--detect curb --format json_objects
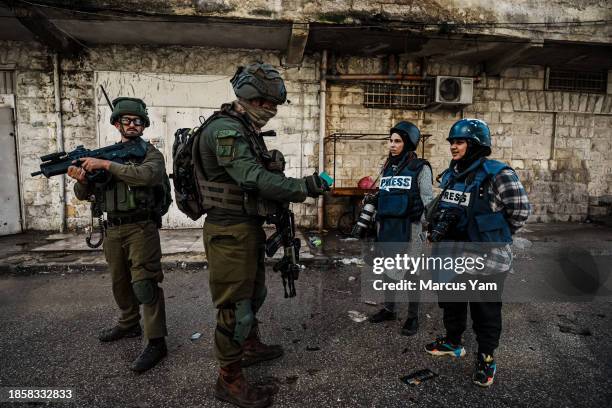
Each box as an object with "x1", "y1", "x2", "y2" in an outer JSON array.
[{"x1": 0, "y1": 256, "x2": 334, "y2": 276}]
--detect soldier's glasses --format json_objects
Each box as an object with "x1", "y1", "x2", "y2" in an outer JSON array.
[{"x1": 119, "y1": 117, "x2": 144, "y2": 126}]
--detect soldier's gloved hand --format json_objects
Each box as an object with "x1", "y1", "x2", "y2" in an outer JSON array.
[{"x1": 303, "y1": 173, "x2": 330, "y2": 197}]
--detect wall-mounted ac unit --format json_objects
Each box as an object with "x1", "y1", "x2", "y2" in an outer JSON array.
[{"x1": 434, "y1": 76, "x2": 473, "y2": 105}]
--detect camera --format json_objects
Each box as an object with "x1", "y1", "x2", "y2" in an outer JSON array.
[
  {"x1": 428, "y1": 208, "x2": 463, "y2": 242},
  {"x1": 351, "y1": 193, "x2": 378, "y2": 238}
]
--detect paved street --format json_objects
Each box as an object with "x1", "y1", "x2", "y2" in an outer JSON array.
[{"x1": 1, "y1": 223, "x2": 611, "y2": 407}]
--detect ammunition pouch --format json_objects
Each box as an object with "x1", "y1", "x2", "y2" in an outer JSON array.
[{"x1": 199, "y1": 179, "x2": 280, "y2": 218}]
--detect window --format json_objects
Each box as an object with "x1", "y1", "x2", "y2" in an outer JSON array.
[
  {"x1": 363, "y1": 81, "x2": 431, "y2": 109},
  {"x1": 546, "y1": 68, "x2": 607, "y2": 93}
]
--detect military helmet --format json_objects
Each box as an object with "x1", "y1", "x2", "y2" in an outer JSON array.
[
  {"x1": 110, "y1": 97, "x2": 150, "y2": 127},
  {"x1": 230, "y1": 62, "x2": 287, "y2": 105},
  {"x1": 447, "y1": 118, "x2": 491, "y2": 147},
  {"x1": 390, "y1": 121, "x2": 421, "y2": 151}
]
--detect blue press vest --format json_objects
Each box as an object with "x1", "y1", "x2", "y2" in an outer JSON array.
[
  {"x1": 438, "y1": 159, "x2": 513, "y2": 243},
  {"x1": 377, "y1": 157, "x2": 430, "y2": 242}
]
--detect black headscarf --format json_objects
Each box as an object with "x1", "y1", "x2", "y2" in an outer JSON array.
[
  {"x1": 452, "y1": 140, "x2": 491, "y2": 172},
  {"x1": 388, "y1": 131, "x2": 417, "y2": 166}
]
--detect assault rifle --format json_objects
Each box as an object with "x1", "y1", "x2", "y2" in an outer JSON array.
[
  {"x1": 31, "y1": 140, "x2": 147, "y2": 180},
  {"x1": 265, "y1": 208, "x2": 301, "y2": 298}
]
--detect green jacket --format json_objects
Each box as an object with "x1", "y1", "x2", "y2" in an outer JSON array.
[
  {"x1": 197, "y1": 106, "x2": 308, "y2": 225},
  {"x1": 74, "y1": 139, "x2": 166, "y2": 208}
]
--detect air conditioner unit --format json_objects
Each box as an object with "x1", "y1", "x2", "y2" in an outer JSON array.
[{"x1": 434, "y1": 76, "x2": 473, "y2": 105}]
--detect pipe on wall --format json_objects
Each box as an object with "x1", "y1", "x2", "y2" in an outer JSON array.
[
  {"x1": 317, "y1": 50, "x2": 327, "y2": 232},
  {"x1": 52, "y1": 53, "x2": 66, "y2": 233}
]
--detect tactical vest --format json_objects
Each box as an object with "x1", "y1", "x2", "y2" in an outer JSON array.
[
  {"x1": 94, "y1": 139, "x2": 166, "y2": 217},
  {"x1": 438, "y1": 159, "x2": 513, "y2": 243},
  {"x1": 193, "y1": 105, "x2": 281, "y2": 217},
  {"x1": 377, "y1": 157, "x2": 430, "y2": 222}
]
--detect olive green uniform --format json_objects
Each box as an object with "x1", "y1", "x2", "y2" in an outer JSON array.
[
  {"x1": 75, "y1": 139, "x2": 168, "y2": 340},
  {"x1": 198, "y1": 104, "x2": 307, "y2": 366}
]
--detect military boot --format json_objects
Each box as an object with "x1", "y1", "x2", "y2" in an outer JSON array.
[
  {"x1": 241, "y1": 329, "x2": 284, "y2": 368},
  {"x1": 215, "y1": 361, "x2": 272, "y2": 408},
  {"x1": 98, "y1": 324, "x2": 142, "y2": 342},
  {"x1": 130, "y1": 337, "x2": 167, "y2": 373}
]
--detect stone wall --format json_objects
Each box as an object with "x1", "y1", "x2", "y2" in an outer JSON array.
[
  {"x1": 324, "y1": 55, "x2": 612, "y2": 227},
  {"x1": 3, "y1": 40, "x2": 611, "y2": 231},
  {"x1": 1, "y1": 41, "x2": 321, "y2": 230}
]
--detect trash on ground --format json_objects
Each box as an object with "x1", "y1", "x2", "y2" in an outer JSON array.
[
  {"x1": 512, "y1": 237, "x2": 533, "y2": 249},
  {"x1": 340, "y1": 237, "x2": 358, "y2": 241},
  {"x1": 190, "y1": 332, "x2": 202, "y2": 341},
  {"x1": 306, "y1": 346, "x2": 321, "y2": 351},
  {"x1": 180, "y1": 261, "x2": 187, "y2": 269},
  {"x1": 340, "y1": 257, "x2": 365, "y2": 266},
  {"x1": 426, "y1": 314, "x2": 431, "y2": 319},
  {"x1": 308, "y1": 236, "x2": 322, "y2": 247},
  {"x1": 364, "y1": 300, "x2": 377, "y2": 306},
  {"x1": 400, "y1": 368, "x2": 438, "y2": 386},
  {"x1": 348, "y1": 276, "x2": 356, "y2": 282},
  {"x1": 558, "y1": 324, "x2": 592, "y2": 336},
  {"x1": 348, "y1": 310, "x2": 368, "y2": 323}
]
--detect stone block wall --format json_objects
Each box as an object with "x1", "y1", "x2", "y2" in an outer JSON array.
[
  {"x1": 1, "y1": 41, "x2": 321, "y2": 230},
  {"x1": 324, "y1": 55, "x2": 612, "y2": 227},
  {"x1": 3, "y1": 40, "x2": 611, "y2": 231}
]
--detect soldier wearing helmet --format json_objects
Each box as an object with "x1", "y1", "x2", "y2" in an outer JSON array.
[
  {"x1": 367, "y1": 121, "x2": 433, "y2": 337},
  {"x1": 195, "y1": 63, "x2": 328, "y2": 408},
  {"x1": 67, "y1": 97, "x2": 171, "y2": 373},
  {"x1": 424, "y1": 118, "x2": 530, "y2": 388}
]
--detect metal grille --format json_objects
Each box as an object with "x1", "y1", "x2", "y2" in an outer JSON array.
[
  {"x1": 0, "y1": 71, "x2": 15, "y2": 94},
  {"x1": 363, "y1": 81, "x2": 431, "y2": 109},
  {"x1": 547, "y1": 68, "x2": 607, "y2": 93}
]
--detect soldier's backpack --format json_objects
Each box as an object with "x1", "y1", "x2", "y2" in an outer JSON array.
[{"x1": 170, "y1": 123, "x2": 206, "y2": 220}]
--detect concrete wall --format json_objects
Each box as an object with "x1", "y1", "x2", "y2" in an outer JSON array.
[
  {"x1": 57, "y1": 0, "x2": 612, "y2": 43},
  {"x1": 1, "y1": 41, "x2": 321, "y2": 230},
  {"x1": 324, "y1": 55, "x2": 612, "y2": 226}
]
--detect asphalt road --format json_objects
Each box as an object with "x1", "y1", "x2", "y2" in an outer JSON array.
[{"x1": 1, "y1": 261, "x2": 611, "y2": 408}]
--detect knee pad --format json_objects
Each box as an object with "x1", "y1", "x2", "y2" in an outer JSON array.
[
  {"x1": 233, "y1": 299, "x2": 254, "y2": 345},
  {"x1": 132, "y1": 279, "x2": 158, "y2": 305},
  {"x1": 252, "y1": 286, "x2": 267, "y2": 316}
]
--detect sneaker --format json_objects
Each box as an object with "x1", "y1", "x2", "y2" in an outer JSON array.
[
  {"x1": 424, "y1": 336, "x2": 466, "y2": 358},
  {"x1": 368, "y1": 308, "x2": 397, "y2": 323},
  {"x1": 98, "y1": 324, "x2": 142, "y2": 342},
  {"x1": 400, "y1": 317, "x2": 419, "y2": 336},
  {"x1": 130, "y1": 339, "x2": 167, "y2": 373},
  {"x1": 473, "y1": 353, "x2": 496, "y2": 387}
]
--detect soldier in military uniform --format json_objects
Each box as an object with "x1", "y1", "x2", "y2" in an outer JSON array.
[
  {"x1": 195, "y1": 63, "x2": 328, "y2": 408},
  {"x1": 67, "y1": 98, "x2": 170, "y2": 373}
]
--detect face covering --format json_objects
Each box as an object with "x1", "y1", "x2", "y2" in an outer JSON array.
[{"x1": 236, "y1": 99, "x2": 277, "y2": 128}]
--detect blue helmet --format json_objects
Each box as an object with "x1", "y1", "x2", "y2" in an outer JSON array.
[
  {"x1": 390, "y1": 121, "x2": 421, "y2": 151},
  {"x1": 447, "y1": 119, "x2": 491, "y2": 148}
]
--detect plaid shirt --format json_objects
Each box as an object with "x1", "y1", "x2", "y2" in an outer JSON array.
[{"x1": 485, "y1": 168, "x2": 531, "y2": 273}]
